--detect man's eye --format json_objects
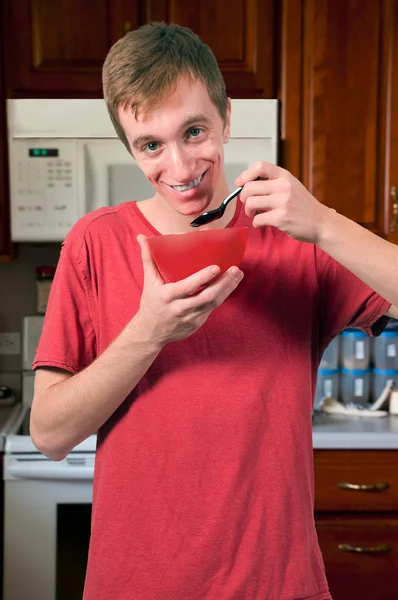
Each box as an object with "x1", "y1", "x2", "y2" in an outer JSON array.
[
  {"x1": 144, "y1": 142, "x2": 159, "y2": 152},
  {"x1": 188, "y1": 127, "x2": 202, "y2": 138}
]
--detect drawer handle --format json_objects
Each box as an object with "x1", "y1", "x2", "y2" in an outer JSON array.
[
  {"x1": 338, "y1": 481, "x2": 390, "y2": 492},
  {"x1": 338, "y1": 543, "x2": 392, "y2": 554}
]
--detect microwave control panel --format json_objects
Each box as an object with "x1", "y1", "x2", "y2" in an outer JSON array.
[{"x1": 9, "y1": 139, "x2": 80, "y2": 241}]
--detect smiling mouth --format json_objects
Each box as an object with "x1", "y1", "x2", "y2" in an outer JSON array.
[{"x1": 170, "y1": 172, "x2": 205, "y2": 192}]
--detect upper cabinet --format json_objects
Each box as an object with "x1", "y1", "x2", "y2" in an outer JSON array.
[
  {"x1": 2, "y1": 0, "x2": 141, "y2": 96},
  {"x1": 282, "y1": 0, "x2": 398, "y2": 242},
  {"x1": 2, "y1": 0, "x2": 276, "y2": 99},
  {"x1": 160, "y1": 0, "x2": 276, "y2": 99}
]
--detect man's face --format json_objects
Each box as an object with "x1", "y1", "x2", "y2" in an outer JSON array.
[{"x1": 118, "y1": 77, "x2": 231, "y2": 217}]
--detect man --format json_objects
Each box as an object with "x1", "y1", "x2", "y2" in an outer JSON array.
[{"x1": 30, "y1": 22, "x2": 397, "y2": 600}]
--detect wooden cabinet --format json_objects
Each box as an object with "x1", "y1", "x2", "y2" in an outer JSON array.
[
  {"x1": 1, "y1": 0, "x2": 140, "y2": 96},
  {"x1": 281, "y1": 0, "x2": 398, "y2": 242},
  {"x1": 1, "y1": 0, "x2": 276, "y2": 99},
  {"x1": 314, "y1": 450, "x2": 398, "y2": 600},
  {"x1": 316, "y1": 515, "x2": 398, "y2": 600}
]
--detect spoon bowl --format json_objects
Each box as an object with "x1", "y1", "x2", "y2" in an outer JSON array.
[{"x1": 190, "y1": 176, "x2": 264, "y2": 228}]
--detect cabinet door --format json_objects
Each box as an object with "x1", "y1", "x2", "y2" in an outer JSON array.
[
  {"x1": 159, "y1": 0, "x2": 276, "y2": 98},
  {"x1": 314, "y1": 450, "x2": 398, "y2": 512},
  {"x1": 1, "y1": 0, "x2": 141, "y2": 96},
  {"x1": 2, "y1": 0, "x2": 276, "y2": 99},
  {"x1": 316, "y1": 515, "x2": 398, "y2": 600},
  {"x1": 282, "y1": 0, "x2": 398, "y2": 238}
]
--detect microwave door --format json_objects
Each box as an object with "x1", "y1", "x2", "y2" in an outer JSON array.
[
  {"x1": 223, "y1": 137, "x2": 277, "y2": 187},
  {"x1": 81, "y1": 139, "x2": 155, "y2": 211},
  {"x1": 109, "y1": 164, "x2": 155, "y2": 205},
  {"x1": 79, "y1": 139, "x2": 150, "y2": 213}
]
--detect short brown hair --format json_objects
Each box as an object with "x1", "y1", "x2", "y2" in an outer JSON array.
[{"x1": 102, "y1": 22, "x2": 228, "y2": 153}]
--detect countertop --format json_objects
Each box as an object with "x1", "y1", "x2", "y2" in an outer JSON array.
[
  {"x1": 312, "y1": 412, "x2": 398, "y2": 449},
  {"x1": 1, "y1": 403, "x2": 398, "y2": 452}
]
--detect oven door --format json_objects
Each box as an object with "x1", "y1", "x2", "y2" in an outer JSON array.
[{"x1": 3, "y1": 453, "x2": 94, "y2": 600}]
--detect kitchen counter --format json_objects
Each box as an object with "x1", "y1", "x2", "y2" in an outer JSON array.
[
  {"x1": 312, "y1": 412, "x2": 398, "y2": 449},
  {"x1": 2, "y1": 404, "x2": 398, "y2": 452}
]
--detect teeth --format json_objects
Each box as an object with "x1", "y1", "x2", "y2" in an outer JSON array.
[{"x1": 172, "y1": 174, "x2": 203, "y2": 192}]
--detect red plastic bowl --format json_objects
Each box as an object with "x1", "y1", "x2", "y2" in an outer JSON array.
[{"x1": 147, "y1": 227, "x2": 248, "y2": 283}]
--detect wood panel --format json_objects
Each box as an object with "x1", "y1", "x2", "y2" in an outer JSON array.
[
  {"x1": 314, "y1": 450, "x2": 398, "y2": 512},
  {"x1": 166, "y1": 0, "x2": 277, "y2": 98},
  {"x1": 278, "y1": 0, "x2": 303, "y2": 178},
  {"x1": 386, "y1": 0, "x2": 398, "y2": 243},
  {"x1": 316, "y1": 515, "x2": 398, "y2": 600},
  {"x1": 301, "y1": 0, "x2": 388, "y2": 233},
  {"x1": 0, "y1": 2, "x2": 12, "y2": 260},
  {"x1": 1, "y1": 0, "x2": 141, "y2": 96}
]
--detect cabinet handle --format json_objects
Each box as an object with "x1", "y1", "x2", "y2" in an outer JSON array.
[
  {"x1": 391, "y1": 186, "x2": 398, "y2": 233},
  {"x1": 124, "y1": 21, "x2": 132, "y2": 34},
  {"x1": 338, "y1": 543, "x2": 392, "y2": 554},
  {"x1": 337, "y1": 481, "x2": 390, "y2": 492}
]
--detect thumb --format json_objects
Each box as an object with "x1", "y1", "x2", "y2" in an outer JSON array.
[{"x1": 137, "y1": 235, "x2": 163, "y2": 283}]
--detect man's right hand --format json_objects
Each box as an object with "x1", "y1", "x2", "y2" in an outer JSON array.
[{"x1": 135, "y1": 234, "x2": 244, "y2": 346}]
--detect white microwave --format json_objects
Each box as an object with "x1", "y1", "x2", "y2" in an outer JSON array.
[{"x1": 7, "y1": 98, "x2": 279, "y2": 242}]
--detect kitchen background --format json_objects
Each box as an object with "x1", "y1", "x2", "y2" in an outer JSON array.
[
  {"x1": 0, "y1": 243, "x2": 60, "y2": 395},
  {"x1": 0, "y1": 1, "x2": 397, "y2": 600}
]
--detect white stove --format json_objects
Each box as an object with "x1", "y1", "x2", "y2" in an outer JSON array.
[{"x1": 3, "y1": 316, "x2": 96, "y2": 600}]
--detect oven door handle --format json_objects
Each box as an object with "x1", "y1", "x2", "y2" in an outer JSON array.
[{"x1": 7, "y1": 460, "x2": 94, "y2": 480}]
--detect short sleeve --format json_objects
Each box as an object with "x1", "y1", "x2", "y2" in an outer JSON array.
[
  {"x1": 32, "y1": 224, "x2": 97, "y2": 375},
  {"x1": 314, "y1": 245, "x2": 391, "y2": 341}
]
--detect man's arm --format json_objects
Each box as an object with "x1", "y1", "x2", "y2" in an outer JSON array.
[
  {"x1": 316, "y1": 211, "x2": 398, "y2": 313},
  {"x1": 235, "y1": 162, "x2": 398, "y2": 311},
  {"x1": 386, "y1": 306, "x2": 398, "y2": 319},
  {"x1": 31, "y1": 321, "x2": 162, "y2": 461}
]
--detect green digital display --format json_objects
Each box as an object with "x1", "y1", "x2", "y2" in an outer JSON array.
[{"x1": 29, "y1": 148, "x2": 59, "y2": 157}]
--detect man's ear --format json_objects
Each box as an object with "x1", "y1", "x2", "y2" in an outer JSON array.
[{"x1": 223, "y1": 98, "x2": 232, "y2": 144}]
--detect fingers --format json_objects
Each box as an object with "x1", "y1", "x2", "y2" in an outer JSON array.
[
  {"x1": 174, "y1": 266, "x2": 244, "y2": 312},
  {"x1": 244, "y1": 193, "x2": 282, "y2": 219},
  {"x1": 169, "y1": 264, "x2": 222, "y2": 298},
  {"x1": 239, "y1": 178, "x2": 281, "y2": 204},
  {"x1": 235, "y1": 161, "x2": 284, "y2": 186},
  {"x1": 197, "y1": 266, "x2": 244, "y2": 308},
  {"x1": 137, "y1": 235, "x2": 162, "y2": 282}
]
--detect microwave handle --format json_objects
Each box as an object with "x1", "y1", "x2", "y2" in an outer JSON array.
[{"x1": 7, "y1": 459, "x2": 94, "y2": 481}]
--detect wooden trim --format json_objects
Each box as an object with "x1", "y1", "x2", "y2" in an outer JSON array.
[
  {"x1": 386, "y1": 0, "x2": 398, "y2": 243},
  {"x1": 279, "y1": 0, "x2": 304, "y2": 180},
  {"x1": 378, "y1": 0, "x2": 393, "y2": 239},
  {"x1": 0, "y1": 1, "x2": 13, "y2": 259}
]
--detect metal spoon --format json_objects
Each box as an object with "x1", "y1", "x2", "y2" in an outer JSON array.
[{"x1": 190, "y1": 177, "x2": 262, "y2": 228}]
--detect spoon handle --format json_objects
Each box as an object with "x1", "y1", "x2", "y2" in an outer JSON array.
[
  {"x1": 221, "y1": 176, "x2": 264, "y2": 208},
  {"x1": 221, "y1": 186, "x2": 243, "y2": 207}
]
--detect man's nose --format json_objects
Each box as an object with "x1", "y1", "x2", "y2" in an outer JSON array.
[{"x1": 167, "y1": 146, "x2": 195, "y2": 183}]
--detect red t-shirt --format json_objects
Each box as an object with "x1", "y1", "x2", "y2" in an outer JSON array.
[{"x1": 33, "y1": 200, "x2": 390, "y2": 600}]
